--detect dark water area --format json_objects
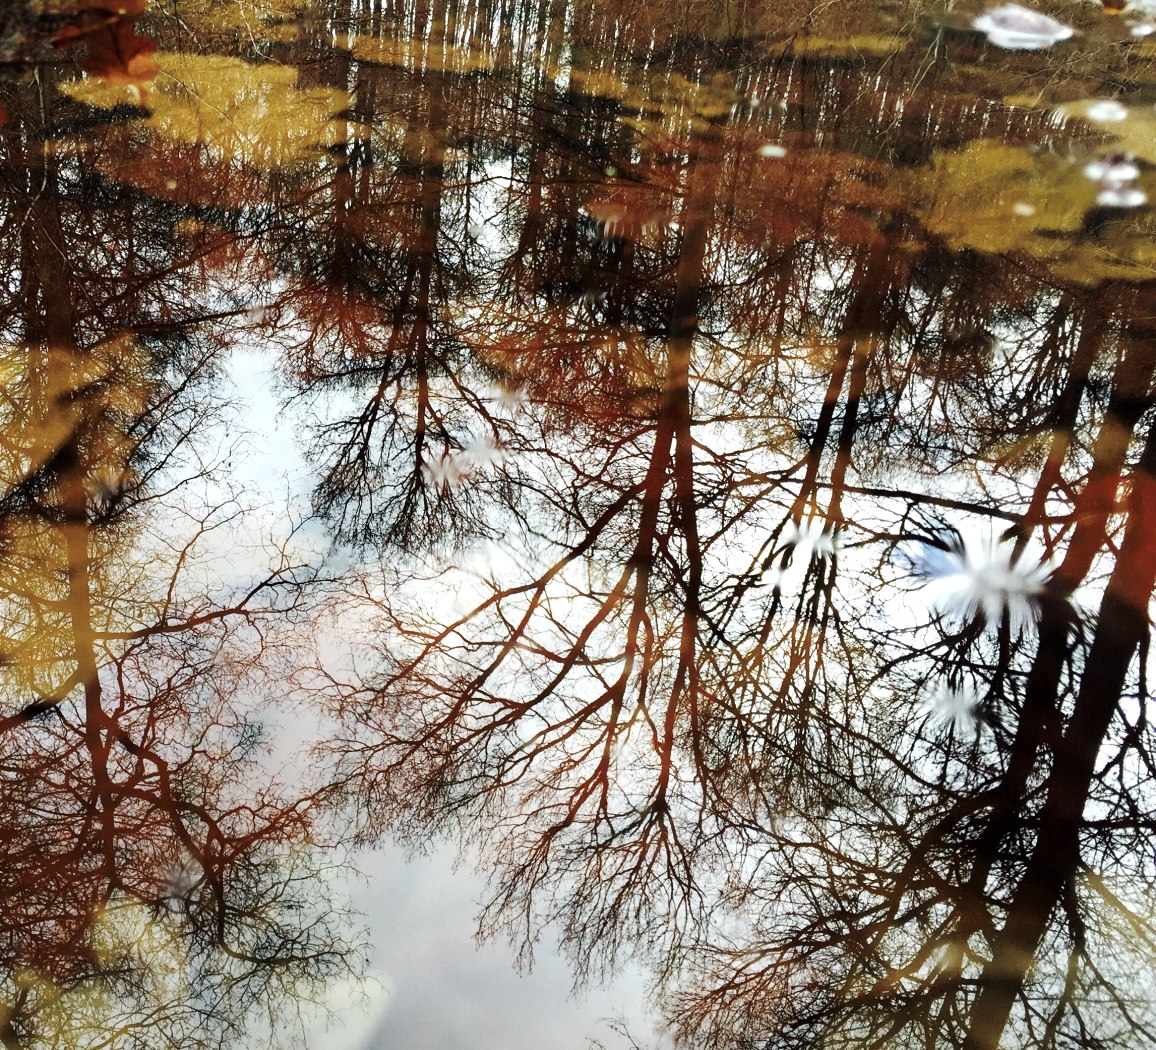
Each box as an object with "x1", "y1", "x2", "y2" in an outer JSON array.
[{"x1": 2, "y1": 0, "x2": 1156, "y2": 1046}]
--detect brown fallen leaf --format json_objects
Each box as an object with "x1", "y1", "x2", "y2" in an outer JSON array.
[{"x1": 54, "y1": 7, "x2": 158, "y2": 99}]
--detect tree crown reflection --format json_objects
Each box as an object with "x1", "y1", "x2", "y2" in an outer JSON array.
[{"x1": 5, "y1": 0, "x2": 1156, "y2": 1046}]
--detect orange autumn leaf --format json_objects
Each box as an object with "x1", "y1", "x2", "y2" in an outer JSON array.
[{"x1": 54, "y1": 10, "x2": 159, "y2": 93}]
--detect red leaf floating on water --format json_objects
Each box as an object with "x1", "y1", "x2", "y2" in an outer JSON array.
[{"x1": 54, "y1": 6, "x2": 159, "y2": 99}]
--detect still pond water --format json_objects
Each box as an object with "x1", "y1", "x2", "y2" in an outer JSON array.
[{"x1": 2, "y1": 0, "x2": 1156, "y2": 1046}]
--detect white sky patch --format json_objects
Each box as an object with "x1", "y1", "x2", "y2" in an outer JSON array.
[
  {"x1": 296, "y1": 971, "x2": 392, "y2": 1050},
  {"x1": 288, "y1": 844, "x2": 670, "y2": 1050},
  {"x1": 212, "y1": 353, "x2": 666, "y2": 1050}
]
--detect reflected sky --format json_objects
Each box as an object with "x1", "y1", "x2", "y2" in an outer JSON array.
[{"x1": 2, "y1": 0, "x2": 1156, "y2": 1048}]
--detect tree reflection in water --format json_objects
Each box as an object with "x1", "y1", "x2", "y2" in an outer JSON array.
[
  {"x1": 3, "y1": 0, "x2": 1156, "y2": 1047},
  {"x1": 0, "y1": 38, "x2": 359, "y2": 1048}
]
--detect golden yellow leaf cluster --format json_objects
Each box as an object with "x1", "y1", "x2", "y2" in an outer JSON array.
[{"x1": 61, "y1": 52, "x2": 352, "y2": 169}]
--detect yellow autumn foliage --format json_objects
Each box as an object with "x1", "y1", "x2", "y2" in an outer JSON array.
[
  {"x1": 900, "y1": 139, "x2": 1156, "y2": 285},
  {"x1": 352, "y1": 33, "x2": 496, "y2": 74},
  {"x1": 60, "y1": 52, "x2": 351, "y2": 169}
]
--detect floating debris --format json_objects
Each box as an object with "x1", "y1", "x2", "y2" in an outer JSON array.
[
  {"x1": 488, "y1": 385, "x2": 528, "y2": 414},
  {"x1": 972, "y1": 4, "x2": 1074, "y2": 49},
  {"x1": 1098, "y1": 185, "x2": 1148, "y2": 207},
  {"x1": 919, "y1": 681, "x2": 987, "y2": 738},
  {"x1": 782, "y1": 519, "x2": 840, "y2": 562},
  {"x1": 1084, "y1": 155, "x2": 1140, "y2": 183},
  {"x1": 1085, "y1": 99, "x2": 1130, "y2": 122},
  {"x1": 1085, "y1": 153, "x2": 1147, "y2": 207},
  {"x1": 913, "y1": 531, "x2": 1052, "y2": 630}
]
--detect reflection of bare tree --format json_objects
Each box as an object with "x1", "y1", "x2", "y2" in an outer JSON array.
[
  {"x1": 267, "y1": 29, "x2": 518, "y2": 553},
  {"x1": 660, "y1": 315, "x2": 1156, "y2": 1050},
  {"x1": 964, "y1": 367, "x2": 1156, "y2": 1050},
  {"x1": 321, "y1": 128, "x2": 735, "y2": 979},
  {"x1": 315, "y1": 26, "x2": 1156, "y2": 1047},
  {"x1": 0, "y1": 81, "x2": 356, "y2": 1048},
  {"x1": 34, "y1": 3, "x2": 1153, "y2": 1047}
]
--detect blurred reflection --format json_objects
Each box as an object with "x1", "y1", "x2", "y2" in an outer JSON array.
[{"x1": 5, "y1": 0, "x2": 1156, "y2": 1048}]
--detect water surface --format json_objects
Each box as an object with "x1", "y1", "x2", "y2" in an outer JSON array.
[{"x1": 2, "y1": 0, "x2": 1156, "y2": 1047}]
